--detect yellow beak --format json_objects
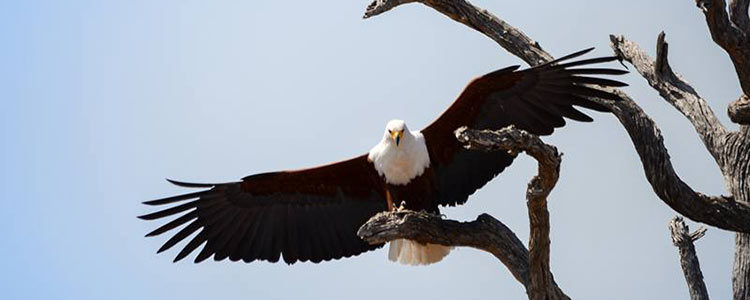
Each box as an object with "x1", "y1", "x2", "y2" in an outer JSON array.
[{"x1": 390, "y1": 130, "x2": 403, "y2": 146}]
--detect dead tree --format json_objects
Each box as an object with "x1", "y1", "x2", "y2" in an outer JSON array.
[{"x1": 355, "y1": 1, "x2": 750, "y2": 299}]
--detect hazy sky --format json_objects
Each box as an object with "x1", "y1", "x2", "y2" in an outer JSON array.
[{"x1": 1, "y1": 1, "x2": 744, "y2": 299}]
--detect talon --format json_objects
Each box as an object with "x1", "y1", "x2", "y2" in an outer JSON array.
[{"x1": 397, "y1": 201, "x2": 407, "y2": 212}]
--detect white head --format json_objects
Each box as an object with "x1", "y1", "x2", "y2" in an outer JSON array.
[
  {"x1": 384, "y1": 119, "x2": 410, "y2": 147},
  {"x1": 369, "y1": 119, "x2": 430, "y2": 185}
]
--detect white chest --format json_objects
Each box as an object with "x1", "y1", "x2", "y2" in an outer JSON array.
[{"x1": 368, "y1": 132, "x2": 431, "y2": 185}]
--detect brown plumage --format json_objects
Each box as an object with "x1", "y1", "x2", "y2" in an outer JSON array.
[{"x1": 139, "y1": 48, "x2": 627, "y2": 264}]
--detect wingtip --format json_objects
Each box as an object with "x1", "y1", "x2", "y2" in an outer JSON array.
[
  {"x1": 166, "y1": 178, "x2": 216, "y2": 188},
  {"x1": 567, "y1": 47, "x2": 596, "y2": 58},
  {"x1": 145, "y1": 229, "x2": 161, "y2": 237},
  {"x1": 142, "y1": 199, "x2": 163, "y2": 206},
  {"x1": 173, "y1": 251, "x2": 191, "y2": 263},
  {"x1": 157, "y1": 245, "x2": 170, "y2": 254},
  {"x1": 547, "y1": 47, "x2": 595, "y2": 65}
]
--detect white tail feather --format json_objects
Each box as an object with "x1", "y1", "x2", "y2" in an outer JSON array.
[{"x1": 388, "y1": 239, "x2": 452, "y2": 265}]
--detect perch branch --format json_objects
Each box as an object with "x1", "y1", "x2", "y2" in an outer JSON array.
[
  {"x1": 361, "y1": 0, "x2": 750, "y2": 232},
  {"x1": 669, "y1": 216, "x2": 710, "y2": 300},
  {"x1": 358, "y1": 211, "x2": 531, "y2": 286},
  {"x1": 610, "y1": 32, "x2": 729, "y2": 163},
  {"x1": 358, "y1": 126, "x2": 568, "y2": 300}
]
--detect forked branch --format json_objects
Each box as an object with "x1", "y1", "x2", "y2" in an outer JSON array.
[
  {"x1": 669, "y1": 216, "x2": 710, "y2": 300},
  {"x1": 609, "y1": 32, "x2": 728, "y2": 163}
]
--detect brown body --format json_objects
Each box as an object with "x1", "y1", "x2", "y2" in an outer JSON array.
[{"x1": 385, "y1": 169, "x2": 440, "y2": 213}]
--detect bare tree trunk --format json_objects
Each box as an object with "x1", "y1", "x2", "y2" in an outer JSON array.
[
  {"x1": 693, "y1": 1, "x2": 750, "y2": 298},
  {"x1": 728, "y1": 129, "x2": 750, "y2": 300}
]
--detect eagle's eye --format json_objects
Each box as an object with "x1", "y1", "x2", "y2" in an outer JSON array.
[{"x1": 388, "y1": 129, "x2": 392, "y2": 133}]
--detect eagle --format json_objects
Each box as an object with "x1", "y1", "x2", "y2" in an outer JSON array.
[{"x1": 140, "y1": 48, "x2": 626, "y2": 265}]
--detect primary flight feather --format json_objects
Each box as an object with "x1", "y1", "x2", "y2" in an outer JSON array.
[{"x1": 140, "y1": 48, "x2": 627, "y2": 265}]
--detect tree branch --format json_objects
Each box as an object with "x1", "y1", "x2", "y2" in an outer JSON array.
[
  {"x1": 364, "y1": 0, "x2": 552, "y2": 66},
  {"x1": 729, "y1": 95, "x2": 750, "y2": 125},
  {"x1": 357, "y1": 126, "x2": 568, "y2": 300},
  {"x1": 361, "y1": 0, "x2": 750, "y2": 232},
  {"x1": 696, "y1": 0, "x2": 750, "y2": 95},
  {"x1": 358, "y1": 210, "x2": 532, "y2": 285},
  {"x1": 609, "y1": 32, "x2": 729, "y2": 164},
  {"x1": 669, "y1": 216, "x2": 710, "y2": 300},
  {"x1": 455, "y1": 126, "x2": 563, "y2": 300}
]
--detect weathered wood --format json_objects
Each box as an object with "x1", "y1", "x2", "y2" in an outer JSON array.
[
  {"x1": 358, "y1": 210, "x2": 532, "y2": 286},
  {"x1": 696, "y1": 0, "x2": 750, "y2": 95},
  {"x1": 736, "y1": 233, "x2": 750, "y2": 300},
  {"x1": 729, "y1": 95, "x2": 750, "y2": 125},
  {"x1": 358, "y1": 126, "x2": 569, "y2": 300},
  {"x1": 607, "y1": 34, "x2": 750, "y2": 234},
  {"x1": 692, "y1": 2, "x2": 750, "y2": 299},
  {"x1": 364, "y1": 0, "x2": 552, "y2": 67},
  {"x1": 611, "y1": 32, "x2": 729, "y2": 163},
  {"x1": 669, "y1": 216, "x2": 710, "y2": 300},
  {"x1": 726, "y1": 128, "x2": 750, "y2": 300},
  {"x1": 455, "y1": 126, "x2": 565, "y2": 300}
]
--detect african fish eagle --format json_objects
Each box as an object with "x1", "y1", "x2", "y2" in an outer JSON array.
[{"x1": 139, "y1": 48, "x2": 626, "y2": 265}]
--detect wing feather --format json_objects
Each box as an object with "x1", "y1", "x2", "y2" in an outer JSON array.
[
  {"x1": 422, "y1": 48, "x2": 627, "y2": 206},
  {"x1": 140, "y1": 155, "x2": 387, "y2": 264}
]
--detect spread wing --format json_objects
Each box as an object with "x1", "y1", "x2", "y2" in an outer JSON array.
[
  {"x1": 421, "y1": 48, "x2": 627, "y2": 206},
  {"x1": 139, "y1": 155, "x2": 387, "y2": 264}
]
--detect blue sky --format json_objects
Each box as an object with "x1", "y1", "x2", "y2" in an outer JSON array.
[{"x1": 1, "y1": 0, "x2": 742, "y2": 299}]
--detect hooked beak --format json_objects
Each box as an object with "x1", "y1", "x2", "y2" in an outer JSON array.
[{"x1": 390, "y1": 130, "x2": 403, "y2": 146}]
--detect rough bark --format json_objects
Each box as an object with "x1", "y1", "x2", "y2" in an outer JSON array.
[
  {"x1": 729, "y1": 95, "x2": 750, "y2": 125},
  {"x1": 614, "y1": 32, "x2": 728, "y2": 163},
  {"x1": 608, "y1": 34, "x2": 750, "y2": 234},
  {"x1": 696, "y1": 0, "x2": 750, "y2": 95},
  {"x1": 728, "y1": 129, "x2": 750, "y2": 300},
  {"x1": 456, "y1": 126, "x2": 565, "y2": 300},
  {"x1": 358, "y1": 210, "x2": 532, "y2": 286},
  {"x1": 358, "y1": 126, "x2": 568, "y2": 300},
  {"x1": 698, "y1": 0, "x2": 750, "y2": 126},
  {"x1": 691, "y1": 1, "x2": 750, "y2": 298},
  {"x1": 364, "y1": 0, "x2": 552, "y2": 66},
  {"x1": 736, "y1": 232, "x2": 750, "y2": 300},
  {"x1": 669, "y1": 216, "x2": 710, "y2": 300}
]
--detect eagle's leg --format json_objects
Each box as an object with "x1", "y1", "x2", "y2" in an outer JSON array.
[{"x1": 386, "y1": 189, "x2": 394, "y2": 211}]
